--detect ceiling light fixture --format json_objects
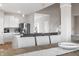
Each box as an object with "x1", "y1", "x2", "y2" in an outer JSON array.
[
  {"x1": 0, "y1": 4, "x2": 2, "y2": 7},
  {"x1": 22, "y1": 14, "x2": 25, "y2": 17},
  {"x1": 17, "y1": 11, "x2": 21, "y2": 13}
]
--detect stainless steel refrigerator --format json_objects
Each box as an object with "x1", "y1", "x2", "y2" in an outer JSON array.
[{"x1": 19, "y1": 23, "x2": 30, "y2": 34}]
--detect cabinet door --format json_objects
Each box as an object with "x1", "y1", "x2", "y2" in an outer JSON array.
[
  {"x1": 4, "y1": 15, "x2": 19, "y2": 27},
  {"x1": 10, "y1": 16, "x2": 19, "y2": 27},
  {"x1": 17, "y1": 37, "x2": 35, "y2": 48},
  {"x1": 50, "y1": 35, "x2": 61, "y2": 43},
  {"x1": 36, "y1": 36, "x2": 49, "y2": 45},
  {"x1": 4, "y1": 16, "x2": 10, "y2": 27}
]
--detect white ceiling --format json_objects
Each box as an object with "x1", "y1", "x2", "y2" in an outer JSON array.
[{"x1": 0, "y1": 3, "x2": 53, "y2": 15}]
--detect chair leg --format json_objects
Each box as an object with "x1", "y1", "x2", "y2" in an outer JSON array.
[
  {"x1": 35, "y1": 37, "x2": 37, "y2": 46},
  {"x1": 49, "y1": 36, "x2": 52, "y2": 47}
]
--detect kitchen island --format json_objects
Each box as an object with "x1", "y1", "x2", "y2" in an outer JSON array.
[{"x1": 12, "y1": 32, "x2": 61, "y2": 49}]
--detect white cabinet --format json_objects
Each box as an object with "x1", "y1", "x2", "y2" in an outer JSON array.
[
  {"x1": 4, "y1": 15, "x2": 19, "y2": 27},
  {"x1": 0, "y1": 35, "x2": 4, "y2": 44},
  {"x1": 50, "y1": 35, "x2": 61, "y2": 43},
  {"x1": 36, "y1": 36, "x2": 49, "y2": 45},
  {"x1": 12, "y1": 37, "x2": 35, "y2": 48},
  {"x1": 4, "y1": 16, "x2": 10, "y2": 27}
]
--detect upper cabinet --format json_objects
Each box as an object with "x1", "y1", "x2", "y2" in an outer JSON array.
[{"x1": 4, "y1": 15, "x2": 19, "y2": 28}]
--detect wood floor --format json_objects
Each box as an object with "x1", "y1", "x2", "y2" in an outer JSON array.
[
  {"x1": 0, "y1": 42, "x2": 12, "y2": 50},
  {"x1": 0, "y1": 42, "x2": 58, "y2": 56},
  {"x1": 0, "y1": 42, "x2": 79, "y2": 56}
]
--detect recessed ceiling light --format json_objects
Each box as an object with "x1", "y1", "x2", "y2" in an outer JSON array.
[
  {"x1": 22, "y1": 14, "x2": 25, "y2": 17},
  {"x1": 0, "y1": 4, "x2": 2, "y2": 7},
  {"x1": 17, "y1": 11, "x2": 21, "y2": 13}
]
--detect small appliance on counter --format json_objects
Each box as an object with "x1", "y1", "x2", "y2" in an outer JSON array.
[
  {"x1": 4, "y1": 27, "x2": 20, "y2": 34},
  {"x1": 4, "y1": 28, "x2": 9, "y2": 33}
]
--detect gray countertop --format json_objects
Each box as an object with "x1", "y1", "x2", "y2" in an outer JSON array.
[{"x1": 21, "y1": 32, "x2": 60, "y2": 37}]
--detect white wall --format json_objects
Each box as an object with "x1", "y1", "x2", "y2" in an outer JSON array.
[
  {"x1": 37, "y1": 4, "x2": 61, "y2": 32},
  {"x1": 0, "y1": 11, "x2": 4, "y2": 44},
  {"x1": 74, "y1": 16, "x2": 79, "y2": 34},
  {"x1": 72, "y1": 3, "x2": 79, "y2": 16},
  {"x1": 71, "y1": 3, "x2": 79, "y2": 35},
  {"x1": 24, "y1": 13, "x2": 50, "y2": 33},
  {"x1": 24, "y1": 4, "x2": 61, "y2": 33},
  {"x1": 24, "y1": 3, "x2": 79, "y2": 35},
  {"x1": 71, "y1": 16, "x2": 75, "y2": 35},
  {"x1": 0, "y1": 11, "x2": 4, "y2": 34},
  {"x1": 34, "y1": 13, "x2": 50, "y2": 33}
]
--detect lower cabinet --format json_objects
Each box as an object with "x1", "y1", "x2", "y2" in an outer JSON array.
[
  {"x1": 36, "y1": 36, "x2": 49, "y2": 45},
  {"x1": 12, "y1": 37, "x2": 35, "y2": 48},
  {"x1": 0, "y1": 35, "x2": 4, "y2": 44},
  {"x1": 12, "y1": 35, "x2": 61, "y2": 48},
  {"x1": 50, "y1": 35, "x2": 61, "y2": 44}
]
